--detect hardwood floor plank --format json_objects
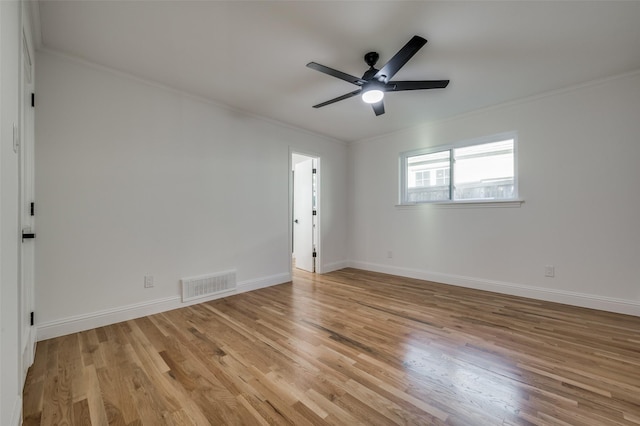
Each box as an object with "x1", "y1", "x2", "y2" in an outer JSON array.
[
  {"x1": 25, "y1": 267, "x2": 640, "y2": 425},
  {"x1": 95, "y1": 367, "x2": 129, "y2": 425},
  {"x1": 236, "y1": 394, "x2": 271, "y2": 426},
  {"x1": 72, "y1": 398, "x2": 92, "y2": 426},
  {"x1": 84, "y1": 364, "x2": 109, "y2": 426}
]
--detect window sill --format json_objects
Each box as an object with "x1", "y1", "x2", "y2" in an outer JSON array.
[{"x1": 395, "y1": 199, "x2": 524, "y2": 209}]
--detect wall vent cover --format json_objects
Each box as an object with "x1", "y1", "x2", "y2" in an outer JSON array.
[{"x1": 181, "y1": 270, "x2": 236, "y2": 303}]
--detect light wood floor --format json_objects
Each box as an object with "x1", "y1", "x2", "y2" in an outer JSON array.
[{"x1": 23, "y1": 268, "x2": 640, "y2": 425}]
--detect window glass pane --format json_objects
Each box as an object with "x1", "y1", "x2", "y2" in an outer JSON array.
[
  {"x1": 453, "y1": 139, "x2": 514, "y2": 200},
  {"x1": 407, "y1": 150, "x2": 450, "y2": 202}
]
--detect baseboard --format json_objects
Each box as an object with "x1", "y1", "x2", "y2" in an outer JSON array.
[
  {"x1": 9, "y1": 396, "x2": 21, "y2": 426},
  {"x1": 237, "y1": 272, "x2": 291, "y2": 292},
  {"x1": 321, "y1": 260, "x2": 350, "y2": 273},
  {"x1": 26, "y1": 326, "x2": 36, "y2": 366},
  {"x1": 36, "y1": 272, "x2": 291, "y2": 341},
  {"x1": 348, "y1": 261, "x2": 640, "y2": 317},
  {"x1": 36, "y1": 295, "x2": 180, "y2": 341}
]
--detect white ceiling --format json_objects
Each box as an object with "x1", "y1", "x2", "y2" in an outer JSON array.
[{"x1": 36, "y1": 1, "x2": 640, "y2": 142}]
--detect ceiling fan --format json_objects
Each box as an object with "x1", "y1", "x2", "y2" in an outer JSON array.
[{"x1": 307, "y1": 35, "x2": 449, "y2": 116}]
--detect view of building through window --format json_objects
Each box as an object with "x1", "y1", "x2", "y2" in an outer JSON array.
[
  {"x1": 407, "y1": 150, "x2": 451, "y2": 201},
  {"x1": 404, "y1": 136, "x2": 515, "y2": 203}
]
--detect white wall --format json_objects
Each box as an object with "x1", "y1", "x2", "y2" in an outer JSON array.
[
  {"x1": 35, "y1": 50, "x2": 347, "y2": 339},
  {"x1": 348, "y1": 71, "x2": 640, "y2": 315}
]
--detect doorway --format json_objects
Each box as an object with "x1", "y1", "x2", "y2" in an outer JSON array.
[{"x1": 291, "y1": 152, "x2": 319, "y2": 273}]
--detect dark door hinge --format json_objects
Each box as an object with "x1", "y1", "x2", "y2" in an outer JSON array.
[
  {"x1": 30, "y1": 202, "x2": 35, "y2": 216},
  {"x1": 31, "y1": 93, "x2": 35, "y2": 108},
  {"x1": 312, "y1": 168, "x2": 317, "y2": 174},
  {"x1": 30, "y1": 312, "x2": 34, "y2": 326},
  {"x1": 22, "y1": 231, "x2": 36, "y2": 241},
  {"x1": 312, "y1": 251, "x2": 317, "y2": 258}
]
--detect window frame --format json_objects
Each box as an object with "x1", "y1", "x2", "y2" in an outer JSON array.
[{"x1": 399, "y1": 131, "x2": 520, "y2": 206}]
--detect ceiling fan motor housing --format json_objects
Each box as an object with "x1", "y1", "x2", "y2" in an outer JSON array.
[
  {"x1": 363, "y1": 52, "x2": 384, "y2": 81},
  {"x1": 364, "y1": 52, "x2": 379, "y2": 67}
]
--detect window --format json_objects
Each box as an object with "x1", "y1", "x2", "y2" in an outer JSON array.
[
  {"x1": 414, "y1": 170, "x2": 430, "y2": 187},
  {"x1": 406, "y1": 151, "x2": 450, "y2": 201},
  {"x1": 400, "y1": 133, "x2": 517, "y2": 204}
]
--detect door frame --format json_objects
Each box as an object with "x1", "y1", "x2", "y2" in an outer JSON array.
[
  {"x1": 19, "y1": 13, "x2": 36, "y2": 378},
  {"x1": 289, "y1": 148, "x2": 321, "y2": 275}
]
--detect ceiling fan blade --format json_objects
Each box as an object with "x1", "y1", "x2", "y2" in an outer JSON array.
[
  {"x1": 374, "y1": 35, "x2": 427, "y2": 83},
  {"x1": 307, "y1": 62, "x2": 366, "y2": 86},
  {"x1": 388, "y1": 80, "x2": 450, "y2": 91},
  {"x1": 371, "y1": 100, "x2": 385, "y2": 116},
  {"x1": 312, "y1": 89, "x2": 362, "y2": 108}
]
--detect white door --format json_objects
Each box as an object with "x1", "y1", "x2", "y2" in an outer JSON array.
[
  {"x1": 19, "y1": 28, "x2": 36, "y2": 378},
  {"x1": 293, "y1": 158, "x2": 314, "y2": 272}
]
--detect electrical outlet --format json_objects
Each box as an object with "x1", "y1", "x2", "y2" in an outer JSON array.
[
  {"x1": 144, "y1": 275, "x2": 154, "y2": 288},
  {"x1": 544, "y1": 265, "x2": 555, "y2": 278}
]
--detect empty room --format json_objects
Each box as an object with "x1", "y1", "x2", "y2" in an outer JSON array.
[{"x1": 2, "y1": 1, "x2": 640, "y2": 425}]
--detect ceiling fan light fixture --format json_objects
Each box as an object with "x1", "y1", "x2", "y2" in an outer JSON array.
[{"x1": 362, "y1": 88, "x2": 384, "y2": 104}]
